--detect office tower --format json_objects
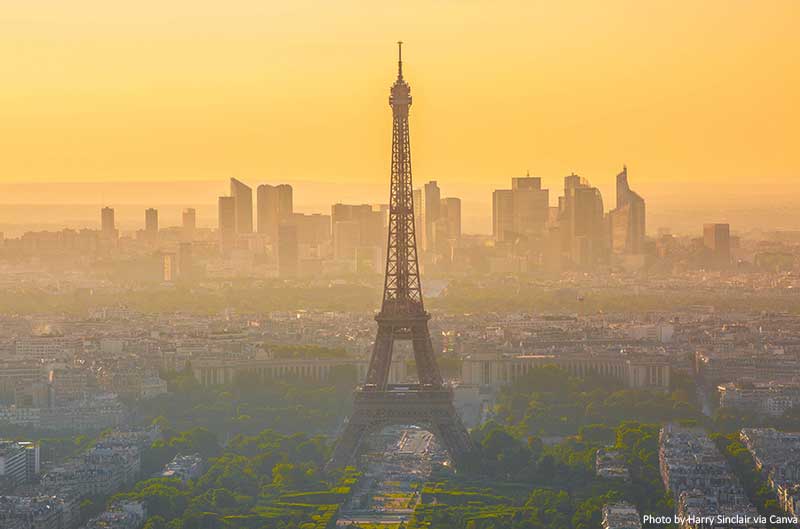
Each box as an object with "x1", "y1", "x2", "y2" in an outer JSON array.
[
  {"x1": 703, "y1": 223, "x2": 731, "y2": 266},
  {"x1": 100, "y1": 207, "x2": 116, "y2": 237},
  {"x1": 327, "y1": 43, "x2": 472, "y2": 471},
  {"x1": 218, "y1": 196, "x2": 236, "y2": 257},
  {"x1": 331, "y1": 204, "x2": 384, "y2": 263},
  {"x1": 182, "y1": 208, "x2": 196, "y2": 242},
  {"x1": 609, "y1": 166, "x2": 646, "y2": 254},
  {"x1": 492, "y1": 189, "x2": 514, "y2": 242},
  {"x1": 433, "y1": 197, "x2": 461, "y2": 259},
  {"x1": 230, "y1": 178, "x2": 253, "y2": 234},
  {"x1": 439, "y1": 197, "x2": 461, "y2": 240},
  {"x1": 419, "y1": 181, "x2": 441, "y2": 251},
  {"x1": 512, "y1": 176, "x2": 549, "y2": 237},
  {"x1": 492, "y1": 175, "x2": 549, "y2": 242},
  {"x1": 145, "y1": 208, "x2": 158, "y2": 242},
  {"x1": 560, "y1": 173, "x2": 605, "y2": 266},
  {"x1": 333, "y1": 220, "x2": 360, "y2": 261},
  {"x1": 290, "y1": 213, "x2": 332, "y2": 246},
  {"x1": 278, "y1": 223, "x2": 298, "y2": 277},
  {"x1": 257, "y1": 184, "x2": 293, "y2": 240}
]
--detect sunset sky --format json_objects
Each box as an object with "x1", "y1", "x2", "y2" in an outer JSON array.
[{"x1": 1, "y1": 1, "x2": 798, "y2": 230}]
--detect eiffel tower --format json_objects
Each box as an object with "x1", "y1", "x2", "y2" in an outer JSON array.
[{"x1": 326, "y1": 43, "x2": 473, "y2": 471}]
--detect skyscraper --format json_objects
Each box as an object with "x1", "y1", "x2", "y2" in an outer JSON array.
[
  {"x1": 703, "y1": 223, "x2": 731, "y2": 266},
  {"x1": 257, "y1": 184, "x2": 293, "y2": 241},
  {"x1": 100, "y1": 207, "x2": 116, "y2": 240},
  {"x1": 182, "y1": 208, "x2": 196, "y2": 242},
  {"x1": 560, "y1": 174, "x2": 605, "y2": 266},
  {"x1": 420, "y1": 181, "x2": 441, "y2": 251},
  {"x1": 230, "y1": 178, "x2": 253, "y2": 234},
  {"x1": 492, "y1": 189, "x2": 514, "y2": 242},
  {"x1": 289, "y1": 213, "x2": 332, "y2": 247},
  {"x1": 218, "y1": 196, "x2": 236, "y2": 257},
  {"x1": 492, "y1": 175, "x2": 549, "y2": 242},
  {"x1": 511, "y1": 176, "x2": 549, "y2": 236},
  {"x1": 609, "y1": 166, "x2": 646, "y2": 254},
  {"x1": 331, "y1": 203, "x2": 384, "y2": 264},
  {"x1": 144, "y1": 208, "x2": 158, "y2": 242},
  {"x1": 439, "y1": 197, "x2": 461, "y2": 241}
]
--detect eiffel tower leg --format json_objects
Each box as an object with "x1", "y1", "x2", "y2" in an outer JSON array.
[
  {"x1": 326, "y1": 418, "x2": 370, "y2": 472},
  {"x1": 365, "y1": 323, "x2": 395, "y2": 388},
  {"x1": 410, "y1": 319, "x2": 443, "y2": 386},
  {"x1": 430, "y1": 406, "x2": 474, "y2": 468}
]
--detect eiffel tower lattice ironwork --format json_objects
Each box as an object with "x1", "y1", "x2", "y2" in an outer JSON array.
[{"x1": 326, "y1": 43, "x2": 473, "y2": 471}]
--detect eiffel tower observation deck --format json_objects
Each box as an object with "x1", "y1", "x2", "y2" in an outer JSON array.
[{"x1": 326, "y1": 43, "x2": 474, "y2": 471}]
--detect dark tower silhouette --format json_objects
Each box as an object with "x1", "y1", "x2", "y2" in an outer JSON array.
[{"x1": 327, "y1": 43, "x2": 473, "y2": 471}]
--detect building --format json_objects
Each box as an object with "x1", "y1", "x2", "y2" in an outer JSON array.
[
  {"x1": 0, "y1": 496, "x2": 66, "y2": 529},
  {"x1": 511, "y1": 176, "x2": 549, "y2": 239},
  {"x1": 602, "y1": 502, "x2": 642, "y2": 529},
  {"x1": 659, "y1": 424, "x2": 757, "y2": 527},
  {"x1": 49, "y1": 366, "x2": 89, "y2": 404},
  {"x1": 492, "y1": 189, "x2": 514, "y2": 242},
  {"x1": 718, "y1": 382, "x2": 800, "y2": 417},
  {"x1": 15, "y1": 336, "x2": 79, "y2": 361},
  {"x1": 81, "y1": 501, "x2": 146, "y2": 529},
  {"x1": 419, "y1": 181, "x2": 441, "y2": 251},
  {"x1": 218, "y1": 196, "x2": 236, "y2": 257},
  {"x1": 560, "y1": 174, "x2": 605, "y2": 266},
  {"x1": 0, "y1": 441, "x2": 39, "y2": 486},
  {"x1": 192, "y1": 356, "x2": 407, "y2": 387},
  {"x1": 609, "y1": 166, "x2": 646, "y2": 254},
  {"x1": 289, "y1": 213, "x2": 331, "y2": 248},
  {"x1": 333, "y1": 220, "x2": 360, "y2": 262},
  {"x1": 461, "y1": 351, "x2": 670, "y2": 390},
  {"x1": 257, "y1": 183, "x2": 293, "y2": 240},
  {"x1": 703, "y1": 223, "x2": 731, "y2": 266},
  {"x1": 230, "y1": 178, "x2": 253, "y2": 234},
  {"x1": 100, "y1": 207, "x2": 117, "y2": 240},
  {"x1": 181, "y1": 208, "x2": 196, "y2": 242},
  {"x1": 144, "y1": 208, "x2": 158, "y2": 242},
  {"x1": 492, "y1": 175, "x2": 549, "y2": 243},
  {"x1": 439, "y1": 197, "x2": 461, "y2": 241},
  {"x1": 331, "y1": 204, "x2": 384, "y2": 267},
  {"x1": 160, "y1": 453, "x2": 204, "y2": 483},
  {"x1": 277, "y1": 223, "x2": 298, "y2": 278},
  {"x1": 695, "y1": 351, "x2": 800, "y2": 385},
  {"x1": 596, "y1": 448, "x2": 630, "y2": 481},
  {"x1": 739, "y1": 428, "x2": 800, "y2": 497}
]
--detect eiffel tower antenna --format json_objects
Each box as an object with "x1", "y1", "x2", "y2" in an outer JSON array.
[
  {"x1": 397, "y1": 41, "x2": 403, "y2": 79},
  {"x1": 326, "y1": 43, "x2": 473, "y2": 471}
]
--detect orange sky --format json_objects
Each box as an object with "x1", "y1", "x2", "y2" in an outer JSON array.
[{"x1": 1, "y1": 1, "x2": 798, "y2": 210}]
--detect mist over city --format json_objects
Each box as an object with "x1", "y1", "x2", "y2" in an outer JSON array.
[{"x1": 2, "y1": 2, "x2": 800, "y2": 529}]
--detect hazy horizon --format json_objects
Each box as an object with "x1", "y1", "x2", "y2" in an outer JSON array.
[
  {"x1": 0, "y1": 176, "x2": 798, "y2": 237},
  {"x1": 2, "y1": 1, "x2": 798, "y2": 207}
]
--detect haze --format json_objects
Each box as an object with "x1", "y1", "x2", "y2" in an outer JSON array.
[{"x1": 1, "y1": 0, "x2": 798, "y2": 233}]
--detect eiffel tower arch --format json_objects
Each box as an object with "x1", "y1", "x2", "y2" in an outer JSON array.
[{"x1": 326, "y1": 43, "x2": 473, "y2": 471}]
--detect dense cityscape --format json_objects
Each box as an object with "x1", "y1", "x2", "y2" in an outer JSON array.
[{"x1": 2, "y1": 5, "x2": 800, "y2": 529}]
